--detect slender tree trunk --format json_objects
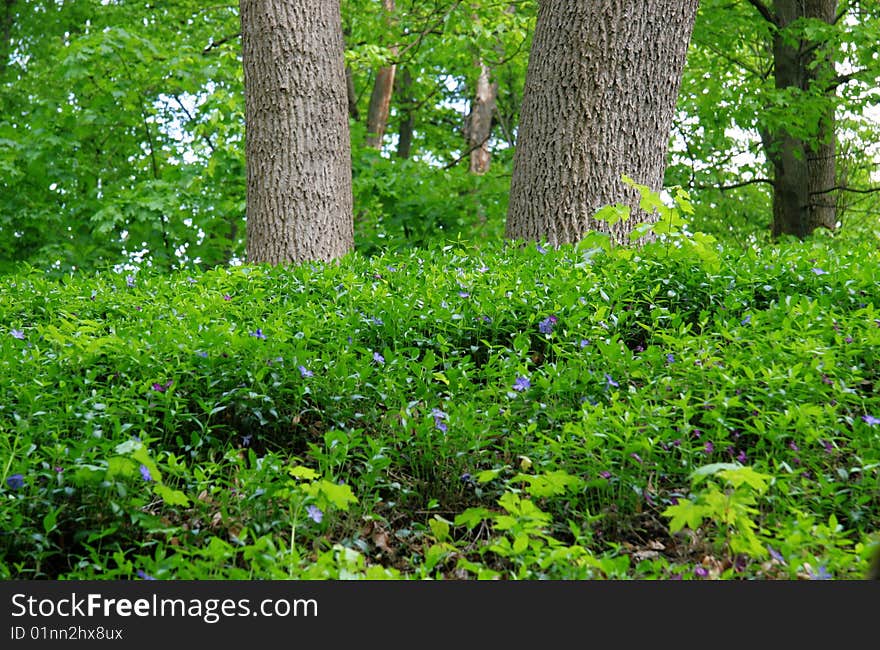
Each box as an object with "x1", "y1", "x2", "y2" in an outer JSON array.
[
  {"x1": 506, "y1": 0, "x2": 699, "y2": 246},
  {"x1": 240, "y1": 0, "x2": 353, "y2": 264},
  {"x1": 345, "y1": 65, "x2": 360, "y2": 121},
  {"x1": 768, "y1": 0, "x2": 838, "y2": 238},
  {"x1": 1, "y1": 0, "x2": 15, "y2": 75},
  {"x1": 465, "y1": 60, "x2": 498, "y2": 175},
  {"x1": 395, "y1": 67, "x2": 415, "y2": 159},
  {"x1": 365, "y1": 0, "x2": 397, "y2": 149}
]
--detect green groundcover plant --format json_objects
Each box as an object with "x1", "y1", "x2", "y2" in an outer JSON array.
[{"x1": 1, "y1": 214, "x2": 878, "y2": 579}]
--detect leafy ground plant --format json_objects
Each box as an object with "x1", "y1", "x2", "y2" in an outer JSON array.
[{"x1": 1, "y1": 231, "x2": 878, "y2": 579}]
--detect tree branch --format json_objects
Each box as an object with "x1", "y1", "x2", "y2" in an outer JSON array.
[
  {"x1": 695, "y1": 178, "x2": 774, "y2": 191},
  {"x1": 811, "y1": 185, "x2": 880, "y2": 196},
  {"x1": 744, "y1": 0, "x2": 779, "y2": 27},
  {"x1": 203, "y1": 32, "x2": 240, "y2": 55}
]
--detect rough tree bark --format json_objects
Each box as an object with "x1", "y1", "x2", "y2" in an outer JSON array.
[
  {"x1": 506, "y1": 0, "x2": 699, "y2": 246},
  {"x1": 764, "y1": 0, "x2": 838, "y2": 238},
  {"x1": 365, "y1": 0, "x2": 397, "y2": 149},
  {"x1": 240, "y1": 0, "x2": 353, "y2": 265},
  {"x1": 464, "y1": 60, "x2": 498, "y2": 175}
]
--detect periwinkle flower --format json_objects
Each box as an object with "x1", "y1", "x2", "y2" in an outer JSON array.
[
  {"x1": 5, "y1": 474, "x2": 24, "y2": 490},
  {"x1": 250, "y1": 328, "x2": 266, "y2": 340},
  {"x1": 139, "y1": 464, "x2": 153, "y2": 482},
  {"x1": 298, "y1": 365, "x2": 314, "y2": 378},
  {"x1": 512, "y1": 376, "x2": 530, "y2": 392},
  {"x1": 306, "y1": 505, "x2": 323, "y2": 523},
  {"x1": 538, "y1": 315, "x2": 558, "y2": 334},
  {"x1": 10, "y1": 329, "x2": 25, "y2": 340}
]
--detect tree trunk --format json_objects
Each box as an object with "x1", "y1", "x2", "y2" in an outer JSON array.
[
  {"x1": 365, "y1": 0, "x2": 397, "y2": 149},
  {"x1": 465, "y1": 60, "x2": 497, "y2": 175},
  {"x1": 769, "y1": 0, "x2": 838, "y2": 238},
  {"x1": 395, "y1": 67, "x2": 415, "y2": 159},
  {"x1": 345, "y1": 65, "x2": 360, "y2": 121},
  {"x1": 506, "y1": 0, "x2": 699, "y2": 246},
  {"x1": 240, "y1": 0, "x2": 353, "y2": 264}
]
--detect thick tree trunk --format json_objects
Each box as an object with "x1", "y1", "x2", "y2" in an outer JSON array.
[
  {"x1": 769, "y1": 0, "x2": 838, "y2": 238},
  {"x1": 506, "y1": 0, "x2": 699, "y2": 246},
  {"x1": 465, "y1": 60, "x2": 498, "y2": 175},
  {"x1": 365, "y1": 0, "x2": 397, "y2": 149},
  {"x1": 240, "y1": 0, "x2": 353, "y2": 264}
]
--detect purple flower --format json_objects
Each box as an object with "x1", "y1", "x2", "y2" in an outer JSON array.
[
  {"x1": 604, "y1": 373, "x2": 619, "y2": 388},
  {"x1": 704, "y1": 441, "x2": 714, "y2": 455},
  {"x1": 666, "y1": 353, "x2": 675, "y2": 364},
  {"x1": 536, "y1": 244, "x2": 547, "y2": 254},
  {"x1": 694, "y1": 566, "x2": 709, "y2": 578},
  {"x1": 373, "y1": 351, "x2": 385, "y2": 365},
  {"x1": 250, "y1": 328, "x2": 266, "y2": 340},
  {"x1": 431, "y1": 408, "x2": 448, "y2": 433},
  {"x1": 5, "y1": 474, "x2": 24, "y2": 490},
  {"x1": 196, "y1": 350, "x2": 208, "y2": 358},
  {"x1": 579, "y1": 339, "x2": 590, "y2": 348},
  {"x1": 151, "y1": 380, "x2": 173, "y2": 393},
  {"x1": 737, "y1": 450, "x2": 748, "y2": 464},
  {"x1": 844, "y1": 336, "x2": 853, "y2": 344},
  {"x1": 599, "y1": 471, "x2": 612, "y2": 480},
  {"x1": 136, "y1": 569, "x2": 156, "y2": 580},
  {"x1": 862, "y1": 415, "x2": 880, "y2": 426},
  {"x1": 126, "y1": 275, "x2": 135, "y2": 288},
  {"x1": 538, "y1": 315, "x2": 558, "y2": 335},
  {"x1": 139, "y1": 465, "x2": 152, "y2": 482},
  {"x1": 741, "y1": 314, "x2": 751, "y2": 325},
  {"x1": 630, "y1": 452, "x2": 643, "y2": 464},
  {"x1": 223, "y1": 294, "x2": 232, "y2": 301},
  {"x1": 10, "y1": 329, "x2": 25, "y2": 340},
  {"x1": 809, "y1": 565, "x2": 832, "y2": 580},
  {"x1": 512, "y1": 376, "x2": 530, "y2": 392},
  {"x1": 819, "y1": 439, "x2": 834, "y2": 453},
  {"x1": 458, "y1": 291, "x2": 470, "y2": 298},
  {"x1": 767, "y1": 546, "x2": 786, "y2": 564},
  {"x1": 298, "y1": 365, "x2": 314, "y2": 378},
  {"x1": 306, "y1": 505, "x2": 323, "y2": 523},
  {"x1": 789, "y1": 441, "x2": 799, "y2": 452},
  {"x1": 811, "y1": 267, "x2": 827, "y2": 275}
]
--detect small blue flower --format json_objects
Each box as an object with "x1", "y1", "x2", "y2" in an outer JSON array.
[
  {"x1": 666, "y1": 353, "x2": 675, "y2": 364},
  {"x1": 432, "y1": 408, "x2": 448, "y2": 433},
  {"x1": 604, "y1": 373, "x2": 619, "y2": 388},
  {"x1": 811, "y1": 267, "x2": 827, "y2": 275},
  {"x1": 808, "y1": 565, "x2": 832, "y2": 580},
  {"x1": 195, "y1": 350, "x2": 208, "y2": 358},
  {"x1": 862, "y1": 414, "x2": 880, "y2": 426},
  {"x1": 298, "y1": 365, "x2": 314, "y2": 378},
  {"x1": 241, "y1": 434, "x2": 252, "y2": 447},
  {"x1": 251, "y1": 328, "x2": 266, "y2": 340},
  {"x1": 306, "y1": 505, "x2": 323, "y2": 523},
  {"x1": 538, "y1": 315, "x2": 558, "y2": 335},
  {"x1": 136, "y1": 569, "x2": 156, "y2": 580},
  {"x1": 767, "y1": 546, "x2": 786, "y2": 565},
  {"x1": 579, "y1": 339, "x2": 590, "y2": 348},
  {"x1": 5, "y1": 474, "x2": 24, "y2": 490},
  {"x1": 139, "y1": 465, "x2": 153, "y2": 482},
  {"x1": 741, "y1": 314, "x2": 751, "y2": 325},
  {"x1": 373, "y1": 351, "x2": 385, "y2": 365},
  {"x1": 458, "y1": 291, "x2": 470, "y2": 298},
  {"x1": 126, "y1": 275, "x2": 135, "y2": 288},
  {"x1": 512, "y1": 376, "x2": 530, "y2": 392},
  {"x1": 10, "y1": 329, "x2": 25, "y2": 340}
]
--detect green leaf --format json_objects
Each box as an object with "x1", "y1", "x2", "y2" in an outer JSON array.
[
  {"x1": 153, "y1": 484, "x2": 191, "y2": 507},
  {"x1": 317, "y1": 479, "x2": 357, "y2": 510},
  {"x1": 662, "y1": 499, "x2": 706, "y2": 533},
  {"x1": 289, "y1": 465, "x2": 320, "y2": 481}
]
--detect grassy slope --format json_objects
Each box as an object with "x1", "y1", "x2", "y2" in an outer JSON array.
[{"x1": 1, "y1": 235, "x2": 878, "y2": 579}]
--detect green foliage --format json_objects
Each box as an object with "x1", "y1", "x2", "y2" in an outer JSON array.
[{"x1": 1, "y1": 235, "x2": 878, "y2": 579}]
